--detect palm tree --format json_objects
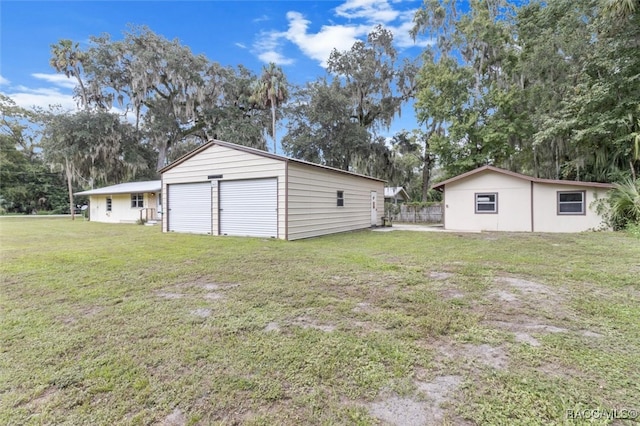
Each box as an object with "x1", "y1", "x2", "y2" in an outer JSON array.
[
  {"x1": 609, "y1": 178, "x2": 640, "y2": 229},
  {"x1": 251, "y1": 63, "x2": 289, "y2": 153},
  {"x1": 603, "y1": 0, "x2": 637, "y2": 18},
  {"x1": 49, "y1": 39, "x2": 90, "y2": 109}
]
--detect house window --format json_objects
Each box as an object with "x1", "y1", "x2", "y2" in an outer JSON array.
[
  {"x1": 558, "y1": 191, "x2": 585, "y2": 215},
  {"x1": 106, "y1": 197, "x2": 112, "y2": 212},
  {"x1": 131, "y1": 193, "x2": 144, "y2": 208},
  {"x1": 475, "y1": 193, "x2": 497, "y2": 213},
  {"x1": 337, "y1": 190, "x2": 344, "y2": 207}
]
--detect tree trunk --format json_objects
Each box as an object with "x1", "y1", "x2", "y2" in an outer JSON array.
[
  {"x1": 65, "y1": 158, "x2": 75, "y2": 221},
  {"x1": 271, "y1": 103, "x2": 277, "y2": 154},
  {"x1": 156, "y1": 143, "x2": 168, "y2": 173},
  {"x1": 422, "y1": 155, "x2": 432, "y2": 202}
]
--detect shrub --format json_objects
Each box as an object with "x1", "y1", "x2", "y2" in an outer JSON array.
[{"x1": 608, "y1": 178, "x2": 640, "y2": 230}]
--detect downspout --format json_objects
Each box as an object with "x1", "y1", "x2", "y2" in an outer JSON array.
[{"x1": 530, "y1": 181, "x2": 534, "y2": 232}]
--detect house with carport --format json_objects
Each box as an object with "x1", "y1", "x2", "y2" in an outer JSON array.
[
  {"x1": 75, "y1": 180, "x2": 162, "y2": 224},
  {"x1": 159, "y1": 140, "x2": 384, "y2": 240},
  {"x1": 433, "y1": 165, "x2": 614, "y2": 232}
]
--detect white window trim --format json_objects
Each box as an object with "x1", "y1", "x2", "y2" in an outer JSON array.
[{"x1": 131, "y1": 193, "x2": 144, "y2": 208}]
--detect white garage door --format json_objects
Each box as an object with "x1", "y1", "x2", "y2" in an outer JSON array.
[
  {"x1": 219, "y1": 178, "x2": 277, "y2": 238},
  {"x1": 168, "y1": 182, "x2": 212, "y2": 234}
]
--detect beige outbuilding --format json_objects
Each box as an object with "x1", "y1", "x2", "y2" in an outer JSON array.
[
  {"x1": 159, "y1": 140, "x2": 384, "y2": 240},
  {"x1": 433, "y1": 166, "x2": 614, "y2": 233}
]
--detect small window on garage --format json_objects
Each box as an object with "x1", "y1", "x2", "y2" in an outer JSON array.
[
  {"x1": 131, "y1": 193, "x2": 144, "y2": 208},
  {"x1": 475, "y1": 193, "x2": 497, "y2": 213},
  {"x1": 558, "y1": 191, "x2": 585, "y2": 214},
  {"x1": 106, "y1": 197, "x2": 112, "y2": 212},
  {"x1": 337, "y1": 190, "x2": 344, "y2": 207}
]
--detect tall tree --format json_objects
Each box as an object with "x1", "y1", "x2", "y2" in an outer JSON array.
[
  {"x1": 55, "y1": 27, "x2": 272, "y2": 171},
  {"x1": 413, "y1": 0, "x2": 518, "y2": 179},
  {"x1": 0, "y1": 96, "x2": 68, "y2": 214},
  {"x1": 40, "y1": 110, "x2": 147, "y2": 219},
  {"x1": 283, "y1": 26, "x2": 418, "y2": 178},
  {"x1": 251, "y1": 63, "x2": 289, "y2": 153},
  {"x1": 327, "y1": 25, "x2": 418, "y2": 132},
  {"x1": 50, "y1": 40, "x2": 91, "y2": 109},
  {"x1": 283, "y1": 79, "x2": 371, "y2": 171}
]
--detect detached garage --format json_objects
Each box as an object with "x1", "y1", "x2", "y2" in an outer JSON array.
[{"x1": 159, "y1": 140, "x2": 384, "y2": 240}]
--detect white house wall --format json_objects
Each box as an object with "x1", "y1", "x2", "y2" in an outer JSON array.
[
  {"x1": 443, "y1": 172, "x2": 532, "y2": 232},
  {"x1": 287, "y1": 162, "x2": 384, "y2": 240},
  {"x1": 89, "y1": 192, "x2": 158, "y2": 223},
  {"x1": 532, "y1": 184, "x2": 609, "y2": 232},
  {"x1": 162, "y1": 144, "x2": 287, "y2": 238}
]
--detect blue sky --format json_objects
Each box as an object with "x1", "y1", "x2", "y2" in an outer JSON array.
[{"x1": 0, "y1": 0, "x2": 432, "y2": 141}]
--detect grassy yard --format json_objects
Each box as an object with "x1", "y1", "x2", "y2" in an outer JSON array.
[{"x1": 1, "y1": 218, "x2": 639, "y2": 425}]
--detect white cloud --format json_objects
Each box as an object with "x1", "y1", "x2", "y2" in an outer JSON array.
[
  {"x1": 0, "y1": 75, "x2": 9, "y2": 85},
  {"x1": 258, "y1": 50, "x2": 295, "y2": 66},
  {"x1": 253, "y1": 14, "x2": 270, "y2": 23},
  {"x1": 252, "y1": 0, "x2": 432, "y2": 67},
  {"x1": 31, "y1": 73, "x2": 77, "y2": 90},
  {"x1": 235, "y1": 42, "x2": 247, "y2": 49},
  {"x1": 335, "y1": 0, "x2": 400, "y2": 23},
  {"x1": 3, "y1": 87, "x2": 77, "y2": 111},
  {"x1": 284, "y1": 11, "x2": 370, "y2": 66}
]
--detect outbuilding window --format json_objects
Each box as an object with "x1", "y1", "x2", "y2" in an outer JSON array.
[
  {"x1": 131, "y1": 193, "x2": 144, "y2": 208},
  {"x1": 475, "y1": 193, "x2": 497, "y2": 213},
  {"x1": 558, "y1": 191, "x2": 585, "y2": 214},
  {"x1": 106, "y1": 197, "x2": 112, "y2": 212},
  {"x1": 337, "y1": 191, "x2": 344, "y2": 207}
]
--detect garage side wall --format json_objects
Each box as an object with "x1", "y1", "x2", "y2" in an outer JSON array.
[
  {"x1": 533, "y1": 184, "x2": 610, "y2": 232},
  {"x1": 162, "y1": 144, "x2": 286, "y2": 238},
  {"x1": 287, "y1": 162, "x2": 384, "y2": 240},
  {"x1": 444, "y1": 172, "x2": 531, "y2": 232}
]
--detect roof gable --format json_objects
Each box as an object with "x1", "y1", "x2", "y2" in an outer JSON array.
[
  {"x1": 384, "y1": 186, "x2": 409, "y2": 199},
  {"x1": 159, "y1": 139, "x2": 384, "y2": 182},
  {"x1": 432, "y1": 165, "x2": 615, "y2": 190}
]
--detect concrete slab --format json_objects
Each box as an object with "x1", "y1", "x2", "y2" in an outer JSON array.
[{"x1": 373, "y1": 224, "x2": 481, "y2": 233}]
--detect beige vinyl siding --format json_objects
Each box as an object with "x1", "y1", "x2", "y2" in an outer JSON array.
[
  {"x1": 287, "y1": 162, "x2": 384, "y2": 240},
  {"x1": 162, "y1": 144, "x2": 286, "y2": 238}
]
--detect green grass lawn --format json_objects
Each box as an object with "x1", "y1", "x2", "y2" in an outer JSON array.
[{"x1": 1, "y1": 218, "x2": 639, "y2": 425}]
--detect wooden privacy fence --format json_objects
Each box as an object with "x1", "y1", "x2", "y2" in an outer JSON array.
[{"x1": 387, "y1": 203, "x2": 443, "y2": 223}]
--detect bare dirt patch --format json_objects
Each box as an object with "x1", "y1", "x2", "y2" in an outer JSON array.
[
  {"x1": 440, "y1": 289, "x2": 465, "y2": 300},
  {"x1": 264, "y1": 322, "x2": 281, "y2": 332},
  {"x1": 368, "y1": 396, "x2": 430, "y2": 425},
  {"x1": 368, "y1": 375, "x2": 465, "y2": 426},
  {"x1": 429, "y1": 271, "x2": 454, "y2": 280},
  {"x1": 290, "y1": 316, "x2": 336, "y2": 332},
  {"x1": 437, "y1": 341, "x2": 509, "y2": 370},
  {"x1": 28, "y1": 387, "x2": 57, "y2": 408},
  {"x1": 490, "y1": 290, "x2": 518, "y2": 302},
  {"x1": 352, "y1": 302, "x2": 373, "y2": 313},
  {"x1": 161, "y1": 408, "x2": 186, "y2": 426},
  {"x1": 155, "y1": 292, "x2": 184, "y2": 300},
  {"x1": 203, "y1": 292, "x2": 224, "y2": 300},
  {"x1": 496, "y1": 277, "x2": 554, "y2": 296},
  {"x1": 190, "y1": 308, "x2": 211, "y2": 318}
]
